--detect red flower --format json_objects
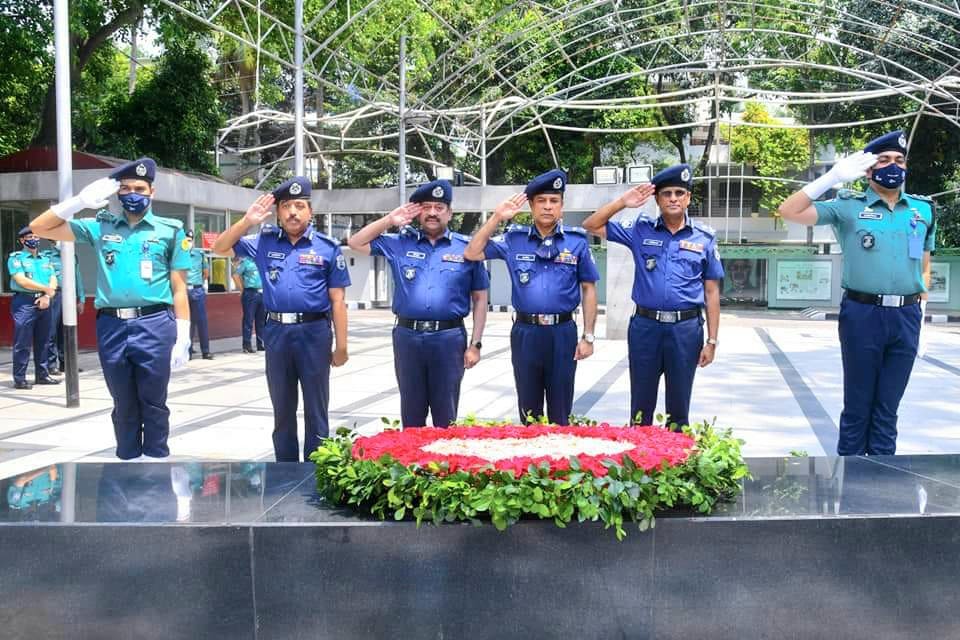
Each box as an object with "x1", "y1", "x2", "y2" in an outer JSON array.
[{"x1": 352, "y1": 424, "x2": 694, "y2": 476}]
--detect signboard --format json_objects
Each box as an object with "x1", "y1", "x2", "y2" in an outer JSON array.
[
  {"x1": 201, "y1": 231, "x2": 219, "y2": 250},
  {"x1": 776, "y1": 260, "x2": 832, "y2": 300},
  {"x1": 929, "y1": 263, "x2": 950, "y2": 303}
]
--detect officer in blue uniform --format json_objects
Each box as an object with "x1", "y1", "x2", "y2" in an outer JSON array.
[
  {"x1": 232, "y1": 256, "x2": 266, "y2": 352},
  {"x1": 465, "y1": 169, "x2": 599, "y2": 425},
  {"x1": 348, "y1": 179, "x2": 489, "y2": 427},
  {"x1": 7, "y1": 227, "x2": 59, "y2": 389},
  {"x1": 779, "y1": 130, "x2": 936, "y2": 455},
  {"x1": 184, "y1": 230, "x2": 213, "y2": 360},
  {"x1": 213, "y1": 177, "x2": 351, "y2": 461},
  {"x1": 584, "y1": 164, "x2": 724, "y2": 428},
  {"x1": 31, "y1": 157, "x2": 193, "y2": 460},
  {"x1": 39, "y1": 242, "x2": 85, "y2": 374}
]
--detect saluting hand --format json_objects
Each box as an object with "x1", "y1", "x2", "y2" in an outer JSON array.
[
  {"x1": 243, "y1": 194, "x2": 275, "y2": 226},
  {"x1": 387, "y1": 203, "x2": 421, "y2": 228},
  {"x1": 620, "y1": 183, "x2": 656, "y2": 209},
  {"x1": 494, "y1": 193, "x2": 528, "y2": 222}
]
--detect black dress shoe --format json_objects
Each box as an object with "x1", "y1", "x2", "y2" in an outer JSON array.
[
  {"x1": 257, "y1": 344, "x2": 265, "y2": 351},
  {"x1": 202, "y1": 353, "x2": 214, "y2": 360},
  {"x1": 14, "y1": 381, "x2": 32, "y2": 390},
  {"x1": 35, "y1": 377, "x2": 61, "y2": 385},
  {"x1": 242, "y1": 345, "x2": 256, "y2": 353},
  {"x1": 48, "y1": 368, "x2": 62, "y2": 376}
]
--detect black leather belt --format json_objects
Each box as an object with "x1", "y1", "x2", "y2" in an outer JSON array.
[
  {"x1": 515, "y1": 312, "x2": 574, "y2": 326},
  {"x1": 397, "y1": 317, "x2": 465, "y2": 332},
  {"x1": 845, "y1": 290, "x2": 922, "y2": 307},
  {"x1": 98, "y1": 304, "x2": 170, "y2": 319},
  {"x1": 243, "y1": 288, "x2": 262, "y2": 292},
  {"x1": 191, "y1": 285, "x2": 205, "y2": 289},
  {"x1": 634, "y1": 305, "x2": 702, "y2": 323},
  {"x1": 267, "y1": 311, "x2": 329, "y2": 324}
]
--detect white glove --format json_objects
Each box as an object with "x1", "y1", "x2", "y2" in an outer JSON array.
[
  {"x1": 51, "y1": 177, "x2": 120, "y2": 220},
  {"x1": 916, "y1": 301, "x2": 928, "y2": 359},
  {"x1": 170, "y1": 319, "x2": 192, "y2": 371},
  {"x1": 801, "y1": 151, "x2": 877, "y2": 200}
]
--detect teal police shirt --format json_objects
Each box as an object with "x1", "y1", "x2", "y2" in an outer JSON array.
[
  {"x1": 69, "y1": 209, "x2": 191, "y2": 309},
  {"x1": 814, "y1": 186, "x2": 936, "y2": 295},
  {"x1": 235, "y1": 257, "x2": 262, "y2": 289},
  {"x1": 187, "y1": 249, "x2": 208, "y2": 286},
  {"x1": 39, "y1": 248, "x2": 85, "y2": 301},
  {"x1": 7, "y1": 250, "x2": 55, "y2": 294}
]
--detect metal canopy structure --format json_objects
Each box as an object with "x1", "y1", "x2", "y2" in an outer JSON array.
[{"x1": 156, "y1": 0, "x2": 960, "y2": 189}]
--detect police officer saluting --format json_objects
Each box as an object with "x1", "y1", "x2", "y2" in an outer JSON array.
[
  {"x1": 778, "y1": 131, "x2": 935, "y2": 455},
  {"x1": 232, "y1": 255, "x2": 266, "y2": 353},
  {"x1": 31, "y1": 158, "x2": 193, "y2": 460},
  {"x1": 584, "y1": 163, "x2": 723, "y2": 429},
  {"x1": 7, "y1": 227, "x2": 59, "y2": 389},
  {"x1": 465, "y1": 169, "x2": 599, "y2": 425},
  {"x1": 348, "y1": 179, "x2": 489, "y2": 428},
  {"x1": 213, "y1": 177, "x2": 350, "y2": 462},
  {"x1": 184, "y1": 230, "x2": 213, "y2": 360}
]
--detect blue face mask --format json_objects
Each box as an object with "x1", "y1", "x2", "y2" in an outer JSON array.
[
  {"x1": 119, "y1": 192, "x2": 151, "y2": 214},
  {"x1": 23, "y1": 238, "x2": 39, "y2": 249},
  {"x1": 871, "y1": 163, "x2": 906, "y2": 189}
]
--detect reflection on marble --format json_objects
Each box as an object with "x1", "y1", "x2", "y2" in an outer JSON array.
[{"x1": 3, "y1": 456, "x2": 960, "y2": 526}]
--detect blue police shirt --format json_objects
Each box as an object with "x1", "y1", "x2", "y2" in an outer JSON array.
[
  {"x1": 370, "y1": 226, "x2": 489, "y2": 320},
  {"x1": 7, "y1": 251, "x2": 55, "y2": 294},
  {"x1": 481, "y1": 224, "x2": 599, "y2": 314},
  {"x1": 187, "y1": 249, "x2": 208, "y2": 286},
  {"x1": 234, "y1": 224, "x2": 350, "y2": 313},
  {"x1": 235, "y1": 257, "x2": 262, "y2": 289},
  {"x1": 40, "y1": 248, "x2": 85, "y2": 301},
  {"x1": 813, "y1": 187, "x2": 936, "y2": 295},
  {"x1": 69, "y1": 209, "x2": 191, "y2": 309},
  {"x1": 606, "y1": 215, "x2": 724, "y2": 309}
]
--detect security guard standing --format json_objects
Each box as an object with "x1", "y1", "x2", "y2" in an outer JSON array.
[
  {"x1": 212, "y1": 177, "x2": 350, "y2": 462},
  {"x1": 31, "y1": 157, "x2": 193, "y2": 460},
  {"x1": 232, "y1": 256, "x2": 265, "y2": 353},
  {"x1": 778, "y1": 130, "x2": 935, "y2": 455},
  {"x1": 7, "y1": 227, "x2": 59, "y2": 389},
  {"x1": 465, "y1": 169, "x2": 599, "y2": 425},
  {"x1": 185, "y1": 230, "x2": 213, "y2": 360},
  {"x1": 348, "y1": 179, "x2": 489, "y2": 428},
  {"x1": 39, "y1": 242, "x2": 85, "y2": 375},
  {"x1": 584, "y1": 164, "x2": 723, "y2": 428}
]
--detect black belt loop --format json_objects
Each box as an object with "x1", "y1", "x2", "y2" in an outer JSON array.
[
  {"x1": 97, "y1": 304, "x2": 170, "y2": 319},
  {"x1": 396, "y1": 316, "x2": 465, "y2": 332},
  {"x1": 844, "y1": 290, "x2": 922, "y2": 307},
  {"x1": 514, "y1": 312, "x2": 574, "y2": 326},
  {"x1": 266, "y1": 311, "x2": 330, "y2": 324},
  {"x1": 633, "y1": 305, "x2": 702, "y2": 323}
]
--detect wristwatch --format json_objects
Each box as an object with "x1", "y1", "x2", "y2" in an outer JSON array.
[
  {"x1": 581, "y1": 333, "x2": 595, "y2": 344},
  {"x1": 706, "y1": 337, "x2": 719, "y2": 346},
  {"x1": 472, "y1": 341, "x2": 482, "y2": 350}
]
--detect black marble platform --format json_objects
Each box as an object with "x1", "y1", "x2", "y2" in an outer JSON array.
[{"x1": 1, "y1": 456, "x2": 959, "y2": 639}]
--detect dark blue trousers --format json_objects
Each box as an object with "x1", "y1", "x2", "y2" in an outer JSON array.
[
  {"x1": 263, "y1": 318, "x2": 332, "y2": 461},
  {"x1": 627, "y1": 314, "x2": 703, "y2": 428},
  {"x1": 96, "y1": 309, "x2": 176, "y2": 459},
  {"x1": 510, "y1": 320, "x2": 578, "y2": 425},
  {"x1": 241, "y1": 289, "x2": 266, "y2": 349},
  {"x1": 11, "y1": 293, "x2": 51, "y2": 384},
  {"x1": 838, "y1": 297, "x2": 921, "y2": 456},
  {"x1": 46, "y1": 289, "x2": 63, "y2": 371},
  {"x1": 392, "y1": 325, "x2": 467, "y2": 428},
  {"x1": 187, "y1": 286, "x2": 210, "y2": 355}
]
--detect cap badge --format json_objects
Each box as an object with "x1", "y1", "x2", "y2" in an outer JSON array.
[
  {"x1": 552, "y1": 177, "x2": 563, "y2": 190},
  {"x1": 681, "y1": 168, "x2": 691, "y2": 182},
  {"x1": 289, "y1": 182, "x2": 302, "y2": 196},
  {"x1": 135, "y1": 163, "x2": 147, "y2": 177},
  {"x1": 432, "y1": 186, "x2": 444, "y2": 198}
]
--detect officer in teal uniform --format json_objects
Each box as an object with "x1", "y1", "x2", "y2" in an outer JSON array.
[
  {"x1": 31, "y1": 157, "x2": 193, "y2": 460},
  {"x1": 584, "y1": 163, "x2": 724, "y2": 428},
  {"x1": 185, "y1": 230, "x2": 213, "y2": 360},
  {"x1": 465, "y1": 170, "x2": 599, "y2": 425},
  {"x1": 779, "y1": 131, "x2": 936, "y2": 455},
  {"x1": 39, "y1": 242, "x2": 85, "y2": 374},
  {"x1": 232, "y1": 256, "x2": 265, "y2": 352},
  {"x1": 7, "y1": 227, "x2": 59, "y2": 389}
]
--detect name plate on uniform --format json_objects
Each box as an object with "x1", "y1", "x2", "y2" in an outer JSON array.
[
  {"x1": 642, "y1": 239, "x2": 663, "y2": 246},
  {"x1": 298, "y1": 253, "x2": 324, "y2": 266},
  {"x1": 679, "y1": 240, "x2": 704, "y2": 253},
  {"x1": 405, "y1": 251, "x2": 426, "y2": 260},
  {"x1": 515, "y1": 254, "x2": 536, "y2": 262},
  {"x1": 859, "y1": 211, "x2": 883, "y2": 220},
  {"x1": 267, "y1": 251, "x2": 286, "y2": 259},
  {"x1": 102, "y1": 234, "x2": 123, "y2": 243},
  {"x1": 441, "y1": 254, "x2": 464, "y2": 263}
]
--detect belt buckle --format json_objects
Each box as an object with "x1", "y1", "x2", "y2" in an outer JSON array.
[
  {"x1": 278, "y1": 312, "x2": 299, "y2": 323},
  {"x1": 657, "y1": 310, "x2": 678, "y2": 323},
  {"x1": 117, "y1": 308, "x2": 138, "y2": 320},
  {"x1": 880, "y1": 294, "x2": 902, "y2": 307},
  {"x1": 537, "y1": 314, "x2": 554, "y2": 326}
]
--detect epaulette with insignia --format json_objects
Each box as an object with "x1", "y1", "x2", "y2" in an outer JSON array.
[
  {"x1": 693, "y1": 220, "x2": 716, "y2": 237},
  {"x1": 154, "y1": 215, "x2": 184, "y2": 229},
  {"x1": 506, "y1": 224, "x2": 529, "y2": 234},
  {"x1": 562, "y1": 225, "x2": 587, "y2": 236},
  {"x1": 95, "y1": 209, "x2": 114, "y2": 222},
  {"x1": 908, "y1": 193, "x2": 933, "y2": 202},
  {"x1": 450, "y1": 232, "x2": 471, "y2": 243},
  {"x1": 837, "y1": 189, "x2": 866, "y2": 200},
  {"x1": 399, "y1": 225, "x2": 419, "y2": 238},
  {"x1": 314, "y1": 230, "x2": 339, "y2": 247}
]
